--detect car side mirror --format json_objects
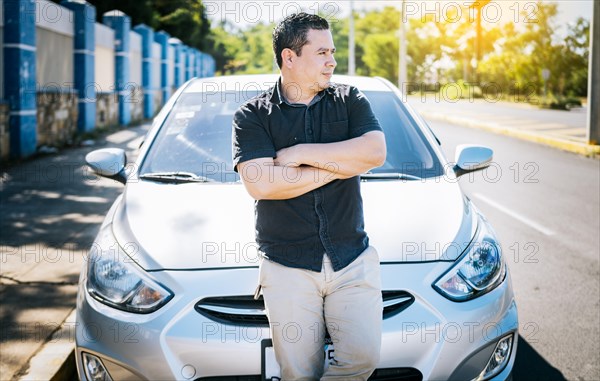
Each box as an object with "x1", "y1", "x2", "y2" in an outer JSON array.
[
  {"x1": 453, "y1": 144, "x2": 493, "y2": 177},
  {"x1": 85, "y1": 148, "x2": 128, "y2": 184}
]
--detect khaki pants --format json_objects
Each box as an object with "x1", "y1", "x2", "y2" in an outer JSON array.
[{"x1": 259, "y1": 246, "x2": 383, "y2": 381}]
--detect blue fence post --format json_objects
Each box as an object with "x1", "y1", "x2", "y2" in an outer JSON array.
[
  {"x1": 199, "y1": 52, "x2": 205, "y2": 77},
  {"x1": 202, "y1": 53, "x2": 210, "y2": 77},
  {"x1": 192, "y1": 49, "x2": 197, "y2": 78},
  {"x1": 181, "y1": 45, "x2": 190, "y2": 82},
  {"x1": 198, "y1": 51, "x2": 205, "y2": 78},
  {"x1": 133, "y1": 24, "x2": 154, "y2": 118},
  {"x1": 61, "y1": 0, "x2": 96, "y2": 133},
  {"x1": 209, "y1": 55, "x2": 216, "y2": 77},
  {"x1": 168, "y1": 38, "x2": 182, "y2": 89},
  {"x1": 197, "y1": 51, "x2": 203, "y2": 78},
  {"x1": 187, "y1": 48, "x2": 194, "y2": 80},
  {"x1": 3, "y1": 0, "x2": 37, "y2": 158},
  {"x1": 154, "y1": 31, "x2": 170, "y2": 106},
  {"x1": 103, "y1": 10, "x2": 131, "y2": 126}
]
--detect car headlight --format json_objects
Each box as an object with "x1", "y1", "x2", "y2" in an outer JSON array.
[
  {"x1": 86, "y1": 226, "x2": 173, "y2": 313},
  {"x1": 433, "y1": 215, "x2": 506, "y2": 302}
]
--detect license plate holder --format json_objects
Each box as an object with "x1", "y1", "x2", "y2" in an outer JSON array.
[
  {"x1": 261, "y1": 338, "x2": 335, "y2": 381},
  {"x1": 261, "y1": 339, "x2": 281, "y2": 381}
]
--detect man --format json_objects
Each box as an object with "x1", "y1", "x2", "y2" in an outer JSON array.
[{"x1": 232, "y1": 13, "x2": 386, "y2": 380}]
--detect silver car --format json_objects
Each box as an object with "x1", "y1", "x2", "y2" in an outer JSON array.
[{"x1": 78, "y1": 74, "x2": 518, "y2": 381}]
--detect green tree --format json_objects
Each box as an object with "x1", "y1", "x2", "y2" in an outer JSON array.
[
  {"x1": 561, "y1": 17, "x2": 590, "y2": 96},
  {"x1": 237, "y1": 23, "x2": 277, "y2": 74},
  {"x1": 78, "y1": 0, "x2": 211, "y2": 51},
  {"x1": 329, "y1": 16, "x2": 349, "y2": 75},
  {"x1": 477, "y1": 22, "x2": 531, "y2": 96},
  {"x1": 362, "y1": 34, "x2": 398, "y2": 81},
  {"x1": 478, "y1": 1, "x2": 589, "y2": 98},
  {"x1": 153, "y1": 0, "x2": 211, "y2": 50},
  {"x1": 83, "y1": 0, "x2": 157, "y2": 28},
  {"x1": 519, "y1": 1, "x2": 560, "y2": 94},
  {"x1": 206, "y1": 22, "x2": 244, "y2": 75},
  {"x1": 354, "y1": 7, "x2": 400, "y2": 80}
]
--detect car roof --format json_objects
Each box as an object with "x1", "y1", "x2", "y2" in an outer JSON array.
[{"x1": 184, "y1": 74, "x2": 394, "y2": 93}]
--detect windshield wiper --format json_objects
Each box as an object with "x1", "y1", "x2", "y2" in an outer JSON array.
[
  {"x1": 360, "y1": 172, "x2": 422, "y2": 181},
  {"x1": 139, "y1": 171, "x2": 213, "y2": 184}
]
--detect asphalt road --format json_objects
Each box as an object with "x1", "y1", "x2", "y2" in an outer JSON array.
[{"x1": 427, "y1": 119, "x2": 600, "y2": 381}]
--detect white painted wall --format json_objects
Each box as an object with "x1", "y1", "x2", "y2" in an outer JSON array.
[
  {"x1": 167, "y1": 45, "x2": 174, "y2": 90},
  {"x1": 95, "y1": 23, "x2": 115, "y2": 93},
  {"x1": 130, "y1": 31, "x2": 142, "y2": 87},
  {"x1": 152, "y1": 41, "x2": 161, "y2": 90},
  {"x1": 35, "y1": 0, "x2": 74, "y2": 37},
  {"x1": 36, "y1": 27, "x2": 74, "y2": 89}
]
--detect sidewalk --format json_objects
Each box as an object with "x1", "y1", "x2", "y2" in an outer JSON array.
[
  {"x1": 0, "y1": 123, "x2": 150, "y2": 381},
  {"x1": 407, "y1": 95, "x2": 600, "y2": 157}
]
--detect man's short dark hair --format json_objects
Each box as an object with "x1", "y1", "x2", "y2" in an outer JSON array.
[{"x1": 272, "y1": 13, "x2": 330, "y2": 69}]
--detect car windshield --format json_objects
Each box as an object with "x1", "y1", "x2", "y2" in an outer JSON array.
[{"x1": 139, "y1": 88, "x2": 443, "y2": 183}]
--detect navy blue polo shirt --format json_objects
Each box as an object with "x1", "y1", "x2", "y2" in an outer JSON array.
[{"x1": 232, "y1": 78, "x2": 382, "y2": 272}]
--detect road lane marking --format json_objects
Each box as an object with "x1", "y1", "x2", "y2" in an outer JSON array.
[{"x1": 473, "y1": 193, "x2": 556, "y2": 236}]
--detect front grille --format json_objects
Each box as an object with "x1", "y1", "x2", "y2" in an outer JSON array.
[
  {"x1": 370, "y1": 368, "x2": 423, "y2": 381},
  {"x1": 196, "y1": 377, "x2": 260, "y2": 381},
  {"x1": 195, "y1": 368, "x2": 422, "y2": 381},
  {"x1": 195, "y1": 291, "x2": 414, "y2": 327},
  {"x1": 382, "y1": 290, "x2": 414, "y2": 319},
  {"x1": 195, "y1": 295, "x2": 269, "y2": 327}
]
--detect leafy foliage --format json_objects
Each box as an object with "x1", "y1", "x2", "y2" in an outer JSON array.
[
  {"x1": 67, "y1": 0, "x2": 211, "y2": 50},
  {"x1": 70, "y1": 0, "x2": 589, "y2": 97}
]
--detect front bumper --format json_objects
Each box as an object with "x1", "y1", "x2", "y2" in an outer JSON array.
[{"x1": 75, "y1": 262, "x2": 518, "y2": 380}]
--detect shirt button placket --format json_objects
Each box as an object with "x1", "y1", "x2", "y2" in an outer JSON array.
[
  {"x1": 307, "y1": 105, "x2": 322, "y2": 270},
  {"x1": 305, "y1": 107, "x2": 314, "y2": 143}
]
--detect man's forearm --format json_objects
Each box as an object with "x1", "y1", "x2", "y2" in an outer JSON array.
[
  {"x1": 240, "y1": 163, "x2": 345, "y2": 200},
  {"x1": 276, "y1": 131, "x2": 386, "y2": 176}
]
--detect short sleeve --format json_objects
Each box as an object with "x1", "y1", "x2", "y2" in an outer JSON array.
[
  {"x1": 232, "y1": 102, "x2": 276, "y2": 172},
  {"x1": 347, "y1": 86, "x2": 383, "y2": 139}
]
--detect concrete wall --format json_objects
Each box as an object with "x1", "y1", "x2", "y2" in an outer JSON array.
[
  {"x1": 96, "y1": 92, "x2": 118, "y2": 128},
  {"x1": 36, "y1": 91, "x2": 78, "y2": 147}
]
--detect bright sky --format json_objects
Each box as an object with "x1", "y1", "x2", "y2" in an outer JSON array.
[{"x1": 205, "y1": 0, "x2": 593, "y2": 34}]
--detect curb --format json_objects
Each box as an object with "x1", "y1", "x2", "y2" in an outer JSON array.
[
  {"x1": 16, "y1": 309, "x2": 77, "y2": 381},
  {"x1": 419, "y1": 111, "x2": 600, "y2": 158}
]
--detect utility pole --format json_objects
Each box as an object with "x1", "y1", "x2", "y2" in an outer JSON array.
[
  {"x1": 399, "y1": 0, "x2": 407, "y2": 96},
  {"x1": 588, "y1": 0, "x2": 599, "y2": 145},
  {"x1": 348, "y1": 0, "x2": 356, "y2": 75}
]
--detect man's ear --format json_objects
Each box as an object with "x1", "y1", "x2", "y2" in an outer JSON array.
[{"x1": 281, "y1": 48, "x2": 294, "y2": 68}]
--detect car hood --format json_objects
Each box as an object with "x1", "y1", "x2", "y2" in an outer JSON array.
[{"x1": 112, "y1": 179, "x2": 476, "y2": 271}]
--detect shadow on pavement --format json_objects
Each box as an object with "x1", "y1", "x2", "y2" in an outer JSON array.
[
  {"x1": 512, "y1": 335, "x2": 567, "y2": 381},
  {"x1": 0, "y1": 125, "x2": 147, "y2": 379}
]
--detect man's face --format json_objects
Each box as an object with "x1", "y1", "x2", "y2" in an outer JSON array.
[{"x1": 292, "y1": 28, "x2": 337, "y2": 93}]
